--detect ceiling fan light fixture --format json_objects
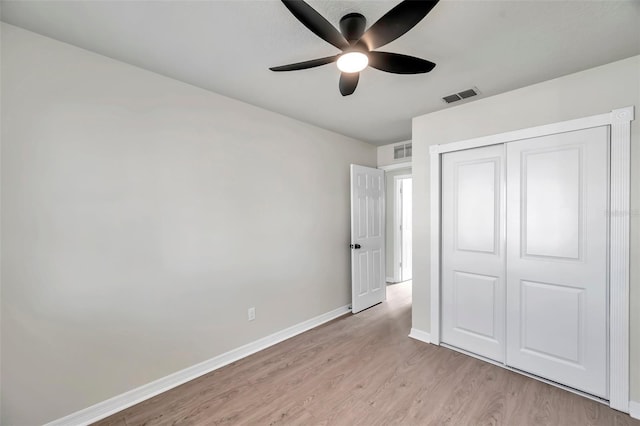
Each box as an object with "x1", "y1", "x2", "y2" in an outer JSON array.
[
  {"x1": 271, "y1": 0, "x2": 440, "y2": 95},
  {"x1": 337, "y1": 52, "x2": 368, "y2": 73}
]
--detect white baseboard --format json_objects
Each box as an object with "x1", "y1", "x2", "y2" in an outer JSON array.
[
  {"x1": 408, "y1": 328, "x2": 431, "y2": 344},
  {"x1": 45, "y1": 305, "x2": 351, "y2": 426},
  {"x1": 386, "y1": 276, "x2": 396, "y2": 283},
  {"x1": 630, "y1": 400, "x2": 640, "y2": 420}
]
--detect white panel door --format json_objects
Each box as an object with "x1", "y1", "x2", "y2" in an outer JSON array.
[
  {"x1": 441, "y1": 145, "x2": 506, "y2": 362},
  {"x1": 506, "y1": 126, "x2": 609, "y2": 398},
  {"x1": 350, "y1": 165, "x2": 385, "y2": 314}
]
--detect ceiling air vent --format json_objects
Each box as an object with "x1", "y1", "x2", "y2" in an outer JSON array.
[
  {"x1": 394, "y1": 143, "x2": 412, "y2": 160},
  {"x1": 442, "y1": 94, "x2": 462, "y2": 104},
  {"x1": 442, "y1": 87, "x2": 480, "y2": 104}
]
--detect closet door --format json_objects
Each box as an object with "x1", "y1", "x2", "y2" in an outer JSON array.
[
  {"x1": 505, "y1": 126, "x2": 609, "y2": 398},
  {"x1": 441, "y1": 145, "x2": 505, "y2": 362}
]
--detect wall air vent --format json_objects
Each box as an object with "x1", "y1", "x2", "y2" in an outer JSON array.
[
  {"x1": 394, "y1": 143, "x2": 412, "y2": 160},
  {"x1": 442, "y1": 87, "x2": 480, "y2": 104}
]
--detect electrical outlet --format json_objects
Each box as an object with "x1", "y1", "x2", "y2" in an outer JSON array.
[{"x1": 248, "y1": 307, "x2": 255, "y2": 321}]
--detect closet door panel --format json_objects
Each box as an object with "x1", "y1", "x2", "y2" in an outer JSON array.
[
  {"x1": 505, "y1": 126, "x2": 609, "y2": 398},
  {"x1": 441, "y1": 145, "x2": 505, "y2": 362}
]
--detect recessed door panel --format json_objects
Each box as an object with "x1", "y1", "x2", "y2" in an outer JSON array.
[
  {"x1": 371, "y1": 249, "x2": 383, "y2": 292},
  {"x1": 357, "y1": 173, "x2": 367, "y2": 239},
  {"x1": 520, "y1": 280, "x2": 584, "y2": 364},
  {"x1": 522, "y1": 147, "x2": 582, "y2": 260},
  {"x1": 453, "y1": 272, "x2": 498, "y2": 341},
  {"x1": 455, "y1": 160, "x2": 498, "y2": 253},
  {"x1": 506, "y1": 126, "x2": 609, "y2": 398},
  {"x1": 357, "y1": 251, "x2": 369, "y2": 296},
  {"x1": 441, "y1": 144, "x2": 505, "y2": 362},
  {"x1": 368, "y1": 174, "x2": 383, "y2": 238}
]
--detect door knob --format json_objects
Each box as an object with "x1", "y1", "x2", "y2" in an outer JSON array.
[{"x1": 350, "y1": 243, "x2": 361, "y2": 249}]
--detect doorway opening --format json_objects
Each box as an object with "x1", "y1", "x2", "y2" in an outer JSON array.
[
  {"x1": 396, "y1": 176, "x2": 412, "y2": 282},
  {"x1": 386, "y1": 171, "x2": 412, "y2": 284}
]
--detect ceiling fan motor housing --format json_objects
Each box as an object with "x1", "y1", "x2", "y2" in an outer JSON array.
[{"x1": 340, "y1": 13, "x2": 367, "y2": 43}]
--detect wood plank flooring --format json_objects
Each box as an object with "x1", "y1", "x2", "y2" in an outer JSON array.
[{"x1": 96, "y1": 282, "x2": 639, "y2": 426}]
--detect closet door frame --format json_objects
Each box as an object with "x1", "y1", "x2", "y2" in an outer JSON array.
[{"x1": 429, "y1": 106, "x2": 634, "y2": 412}]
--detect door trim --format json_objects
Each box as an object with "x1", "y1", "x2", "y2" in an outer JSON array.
[
  {"x1": 429, "y1": 106, "x2": 634, "y2": 412},
  {"x1": 378, "y1": 161, "x2": 411, "y2": 171}
]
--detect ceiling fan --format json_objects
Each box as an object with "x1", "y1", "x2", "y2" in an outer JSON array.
[{"x1": 270, "y1": 0, "x2": 440, "y2": 96}]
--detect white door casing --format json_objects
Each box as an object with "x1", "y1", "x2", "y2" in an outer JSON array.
[
  {"x1": 351, "y1": 165, "x2": 385, "y2": 314},
  {"x1": 441, "y1": 145, "x2": 506, "y2": 362},
  {"x1": 505, "y1": 127, "x2": 609, "y2": 398},
  {"x1": 429, "y1": 106, "x2": 634, "y2": 411}
]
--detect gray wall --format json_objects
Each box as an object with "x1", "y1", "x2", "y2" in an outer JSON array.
[
  {"x1": 384, "y1": 167, "x2": 411, "y2": 282},
  {"x1": 0, "y1": 24, "x2": 376, "y2": 425},
  {"x1": 411, "y1": 55, "x2": 640, "y2": 401}
]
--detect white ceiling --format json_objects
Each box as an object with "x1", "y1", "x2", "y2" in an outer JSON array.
[{"x1": 2, "y1": 0, "x2": 639, "y2": 145}]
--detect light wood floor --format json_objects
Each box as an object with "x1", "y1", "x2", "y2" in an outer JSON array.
[{"x1": 96, "y1": 282, "x2": 639, "y2": 426}]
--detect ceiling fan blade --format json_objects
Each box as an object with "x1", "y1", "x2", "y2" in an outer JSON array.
[
  {"x1": 361, "y1": 0, "x2": 440, "y2": 50},
  {"x1": 368, "y1": 51, "x2": 436, "y2": 74},
  {"x1": 339, "y1": 72, "x2": 359, "y2": 96},
  {"x1": 281, "y1": 0, "x2": 349, "y2": 50},
  {"x1": 270, "y1": 55, "x2": 339, "y2": 72}
]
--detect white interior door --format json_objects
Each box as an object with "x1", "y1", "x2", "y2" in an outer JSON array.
[
  {"x1": 505, "y1": 126, "x2": 609, "y2": 398},
  {"x1": 441, "y1": 145, "x2": 506, "y2": 362},
  {"x1": 400, "y1": 178, "x2": 413, "y2": 281},
  {"x1": 350, "y1": 165, "x2": 385, "y2": 314}
]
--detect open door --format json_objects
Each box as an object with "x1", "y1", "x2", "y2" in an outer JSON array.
[{"x1": 350, "y1": 164, "x2": 385, "y2": 313}]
